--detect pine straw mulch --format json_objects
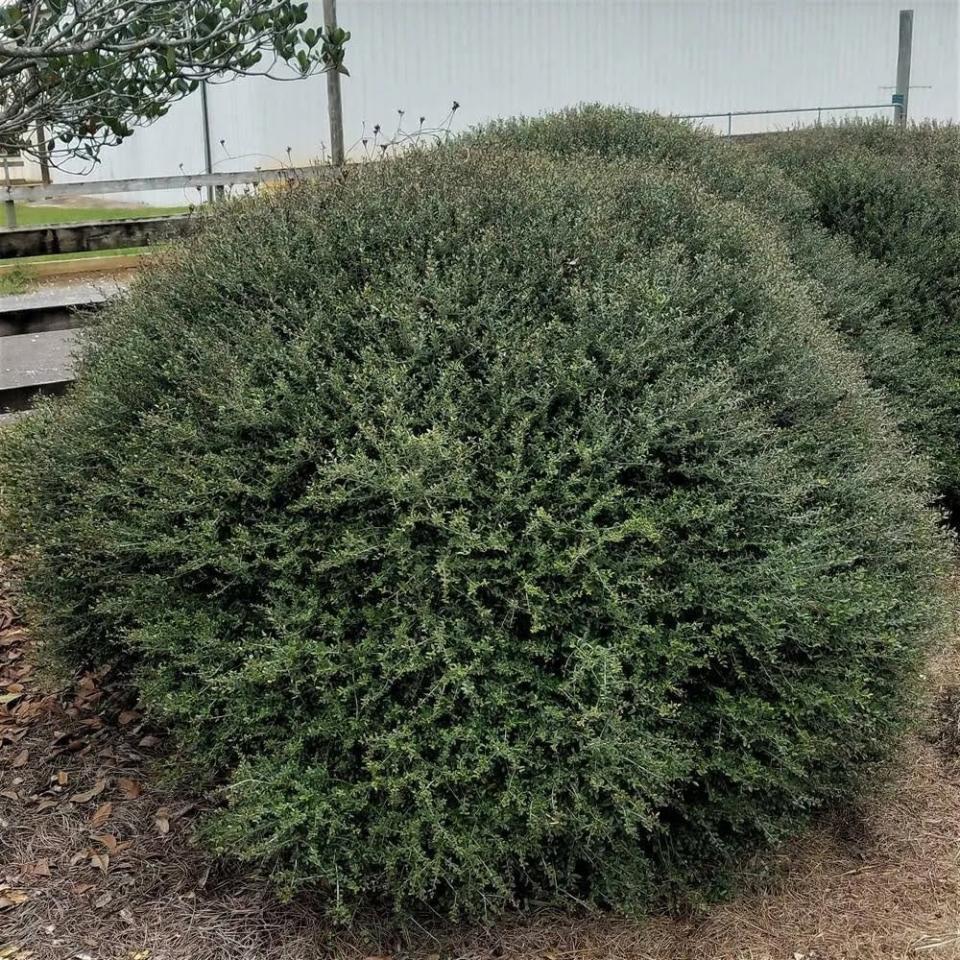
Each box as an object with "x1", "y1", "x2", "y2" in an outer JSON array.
[{"x1": 2, "y1": 560, "x2": 960, "y2": 960}]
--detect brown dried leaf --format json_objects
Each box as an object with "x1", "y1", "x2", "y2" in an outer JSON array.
[
  {"x1": 154, "y1": 806, "x2": 170, "y2": 835},
  {"x1": 90, "y1": 801, "x2": 113, "y2": 828},
  {"x1": 0, "y1": 789, "x2": 19, "y2": 801},
  {"x1": 93, "y1": 833, "x2": 118, "y2": 854},
  {"x1": 90, "y1": 851, "x2": 109, "y2": 874},
  {"x1": 35, "y1": 799, "x2": 57, "y2": 812},
  {"x1": 72, "y1": 780, "x2": 106, "y2": 804},
  {"x1": 37, "y1": 694, "x2": 59, "y2": 715},
  {"x1": 23, "y1": 858, "x2": 50, "y2": 878},
  {"x1": 117, "y1": 777, "x2": 142, "y2": 800},
  {"x1": 138, "y1": 734, "x2": 159, "y2": 748},
  {"x1": 10, "y1": 749, "x2": 28, "y2": 768},
  {"x1": 56, "y1": 771, "x2": 69, "y2": 786},
  {"x1": 0, "y1": 888, "x2": 29, "y2": 909},
  {"x1": 117, "y1": 710, "x2": 140, "y2": 726},
  {"x1": 93, "y1": 891, "x2": 112, "y2": 909},
  {"x1": 71, "y1": 881, "x2": 95, "y2": 895}
]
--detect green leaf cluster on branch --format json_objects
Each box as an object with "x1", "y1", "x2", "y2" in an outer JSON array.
[{"x1": 0, "y1": 0, "x2": 348, "y2": 166}]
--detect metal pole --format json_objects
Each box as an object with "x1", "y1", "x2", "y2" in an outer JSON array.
[
  {"x1": 322, "y1": 0, "x2": 345, "y2": 167},
  {"x1": 727, "y1": 112, "x2": 732, "y2": 140},
  {"x1": 200, "y1": 81, "x2": 214, "y2": 202},
  {"x1": 894, "y1": 9, "x2": 914, "y2": 126}
]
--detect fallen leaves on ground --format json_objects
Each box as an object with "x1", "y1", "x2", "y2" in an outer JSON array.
[
  {"x1": 71, "y1": 780, "x2": 106, "y2": 804},
  {"x1": 117, "y1": 779, "x2": 141, "y2": 801},
  {"x1": 91, "y1": 801, "x2": 113, "y2": 828},
  {"x1": 152, "y1": 808, "x2": 170, "y2": 836},
  {"x1": 0, "y1": 887, "x2": 30, "y2": 909}
]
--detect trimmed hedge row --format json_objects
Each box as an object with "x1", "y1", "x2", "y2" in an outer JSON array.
[
  {"x1": 473, "y1": 107, "x2": 960, "y2": 512},
  {"x1": 753, "y1": 120, "x2": 960, "y2": 511},
  {"x1": 0, "y1": 134, "x2": 950, "y2": 919}
]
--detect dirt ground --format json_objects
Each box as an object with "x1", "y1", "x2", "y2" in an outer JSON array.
[{"x1": 2, "y1": 562, "x2": 959, "y2": 960}]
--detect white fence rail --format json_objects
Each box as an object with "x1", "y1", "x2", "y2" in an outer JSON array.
[
  {"x1": 675, "y1": 101, "x2": 898, "y2": 137},
  {"x1": 1, "y1": 165, "x2": 338, "y2": 228},
  {"x1": 3, "y1": 165, "x2": 336, "y2": 204}
]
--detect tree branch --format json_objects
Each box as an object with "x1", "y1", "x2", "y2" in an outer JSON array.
[{"x1": 0, "y1": 0, "x2": 349, "y2": 163}]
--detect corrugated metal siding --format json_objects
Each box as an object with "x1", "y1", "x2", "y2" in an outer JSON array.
[{"x1": 52, "y1": 0, "x2": 959, "y2": 203}]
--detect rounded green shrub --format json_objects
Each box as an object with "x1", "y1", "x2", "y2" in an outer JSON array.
[
  {"x1": 0, "y1": 146, "x2": 948, "y2": 920},
  {"x1": 472, "y1": 107, "x2": 960, "y2": 512},
  {"x1": 751, "y1": 120, "x2": 960, "y2": 512}
]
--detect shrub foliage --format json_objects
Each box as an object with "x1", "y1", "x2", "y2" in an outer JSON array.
[
  {"x1": 474, "y1": 107, "x2": 960, "y2": 512},
  {"x1": 0, "y1": 143, "x2": 948, "y2": 919},
  {"x1": 752, "y1": 120, "x2": 960, "y2": 511}
]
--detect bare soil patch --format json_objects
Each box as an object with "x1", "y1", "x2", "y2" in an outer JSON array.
[{"x1": 2, "y1": 562, "x2": 959, "y2": 960}]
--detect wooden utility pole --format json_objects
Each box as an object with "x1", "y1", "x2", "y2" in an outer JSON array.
[
  {"x1": 322, "y1": 0, "x2": 345, "y2": 167},
  {"x1": 894, "y1": 9, "x2": 914, "y2": 126}
]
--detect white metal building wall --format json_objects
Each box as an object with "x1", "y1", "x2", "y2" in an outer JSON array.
[{"x1": 52, "y1": 0, "x2": 960, "y2": 204}]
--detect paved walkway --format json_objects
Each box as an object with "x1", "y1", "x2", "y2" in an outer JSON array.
[
  {"x1": 0, "y1": 278, "x2": 123, "y2": 313},
  {"x1": 2, "y1": 328, "x2": 81, "y2": 390},
  {"x1": 0, "y1": 279, "x2": 125, "y2": 416}
]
